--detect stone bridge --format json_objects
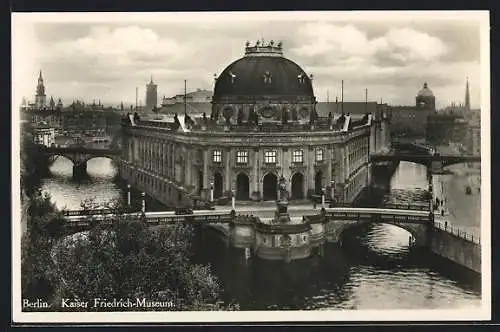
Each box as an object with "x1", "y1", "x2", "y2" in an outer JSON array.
[
  {"x1": 320, "y1": 207, "x2": 432, "y2": 247},
  {"x1": 41, "y1": 146, "x2": 121, "y2": 178},
  {"x1": 370, "y1": 153, "x2": 481, "y2": 173}
]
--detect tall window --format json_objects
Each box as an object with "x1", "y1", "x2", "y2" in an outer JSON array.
[
  {"x1": 264, "y1": 150, "x2": 277, "y2": 164},
  {"x1": 212, "y1": 149, "x2": 222, "y2": 163},
  {"x1": 316, "y1": 148, "x2": 324, "y2": 162},
  {"x1": 236, "y1": 150, "x2": 248, "y2": 164},
  {"x1": 292, "y1": 149, "x2": 304, "y2": 163}
]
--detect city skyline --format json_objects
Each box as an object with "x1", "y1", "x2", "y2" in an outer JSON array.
[{"x1": 13, "y1": 12, "x2": 483, "y2": 110}]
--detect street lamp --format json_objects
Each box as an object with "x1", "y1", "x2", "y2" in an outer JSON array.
[
  {"x1": 330, "y1": 180, "x2": 335, "y2": 201},
  {"x1": 210, "y1": 181, "x2": 214, "y2": 202},
  {"x1": 141, "y1": 192, "x2": 146, "y2": 213},
  {"x1": 321, "y1": 187, "x2": 326, "y2": 208},
  {"x1": 231, "y1": 189, "x2": 236, "y2": 210},
  {"x1": 127, "y1": 184, "x2": 131, "y2": 207}
]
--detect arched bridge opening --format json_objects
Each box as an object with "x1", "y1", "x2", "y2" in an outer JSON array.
[
  {"x1": 323, "y1": 209, "x2": 432, "y2": 249},
  {"x1": 41, "y1": 146, "x2": 121, "y2": 179},
  {"x1": 326, "y1": 218, "x2": 427, "y2": 247},
  {"x1": 338, "y1": 221, "x2": 423, "y2": 270}
]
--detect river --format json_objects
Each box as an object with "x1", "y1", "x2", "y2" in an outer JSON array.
[{"x1": 39, "y1": 158, "x2": 481, "y2": 310}]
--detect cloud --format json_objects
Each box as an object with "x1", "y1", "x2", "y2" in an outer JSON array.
[
  {"x1": 291, "y1": 23, "x2": 448, "y2": 66},
  {"x1": 14, "y1": 17, "x2": 482, "y2": 109}
]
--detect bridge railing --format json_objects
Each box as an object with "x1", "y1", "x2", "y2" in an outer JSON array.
[
  {"x1": 384, "y1": 203, "x2": 430, "y2": 211},
  {"x1": 146, "y1": 213, "x2": 234, "y2": 225},
  {"x1": 323, "y1": 210, "x2": 431, "y2": 223},
  {"x1": 433, "y1": 220, "x2": 480, "y2": 244},
  {"x1": 62, "y1": 208, "x2": 140, "y2": 216}
]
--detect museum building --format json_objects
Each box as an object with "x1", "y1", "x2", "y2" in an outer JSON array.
[{"x1": 119, "y1": 41, "x2": 390, "y2": 208}]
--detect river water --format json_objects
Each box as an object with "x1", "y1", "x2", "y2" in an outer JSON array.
[{"x1": 39, "y1": 158, "x2": 481, "y2": 310}]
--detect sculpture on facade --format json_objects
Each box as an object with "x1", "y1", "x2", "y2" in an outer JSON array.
[{"x1": 278, "y1": 175, "x2": 289, "y2": 202}]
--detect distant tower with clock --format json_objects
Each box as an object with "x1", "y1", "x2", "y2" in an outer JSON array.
[{"x1": 35, "y1": 70, "x2": 47, "y2": 109}]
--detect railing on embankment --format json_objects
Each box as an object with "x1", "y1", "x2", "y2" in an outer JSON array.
[{"x1": 430, "y1": 220, "x2": 481, "y2": 274}]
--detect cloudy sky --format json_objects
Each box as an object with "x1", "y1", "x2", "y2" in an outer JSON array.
[{"x1": 12, "y1": 12, "x2": 487, "y2": 109}]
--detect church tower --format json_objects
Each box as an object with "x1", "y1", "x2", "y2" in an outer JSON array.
[
  {"x1": 465, "y1": 77, "x2": 471, "y2": 111},
  {"x1": 35, "y1": 70, "x2": 47, "y2": 109},
  {"x1": 145, "y1": 76, "x2": 158, "y2": 111},
  {"x1": 49, "y1": 96, "x2": 55, "y2": 110}
]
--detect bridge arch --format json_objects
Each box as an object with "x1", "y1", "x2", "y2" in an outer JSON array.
[
  {"x1": 48, "y1": 154, "x2": 76, "y2": 165},
  {"x1": 326, "y1": 219, "x2": 428, "y2": 247}
]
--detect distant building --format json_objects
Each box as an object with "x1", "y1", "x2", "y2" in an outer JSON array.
[
  {"x1": 120, "y1": 40, "x2": 390, "y2": 208},
  {"x1": 145, "y1": 76, "x2": 158, "y2": 111},
  {"x1": 426, "y1": 78, "x2": 479, "y2": 153},
  {"x1": 161, "y1": 88, "x2": 212, "y2": 106},
  {"x1": 33, "y1": 123, "x2": 55, "y2": 147},
  {"x1": 386, "y1": 82, "x2": 436, "y2": 138},
  {"x1": 426, "y1": 113, "x2": 468, "y2": 146}
]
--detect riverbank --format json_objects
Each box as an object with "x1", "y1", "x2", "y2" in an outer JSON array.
[{"x1": 440, "y1": 164, "x2": 481, "y2": 239}]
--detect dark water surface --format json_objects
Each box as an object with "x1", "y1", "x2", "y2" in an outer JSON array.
[{"x1": 40, "y1": 159, "x2": 481, "y2": 310}]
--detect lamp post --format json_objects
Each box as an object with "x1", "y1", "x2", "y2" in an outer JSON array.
[
  {"x1": 231, "y1": 189, "x2": 236, "y2": 210},
  {"x1": 330, "y1": 180, "x2": 335, "y2": 203},
  {"x1": 127, "y1": 184, "x2": 131, "y2": 207},
  {"x1": 210, "y1": 181, "x2": 214, "y2": 203},
  {"x1": 141, "y1": 192, "x2": 146, "y2": 213},
  {"x1": 321, "y1": 187, "x2": 326, "y2": 209}
]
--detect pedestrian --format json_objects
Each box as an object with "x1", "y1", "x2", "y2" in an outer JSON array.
[
  {"x1": 441, "y1": 209, "x2": 444, "y2": 216},
  {"x1": 445, "y1": 221, "x2": 448, "y2": 230}
]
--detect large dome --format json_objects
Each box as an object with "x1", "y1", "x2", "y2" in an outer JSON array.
[
  {"x1": 213, "y1": 41, "x2": 314, "y2": 100},
  {"x1": 417, "y1": 82, "x2": 434, "y2": 97}
]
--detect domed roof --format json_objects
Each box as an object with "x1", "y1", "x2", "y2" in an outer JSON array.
[
  {"x1": 417, "y1": 82, "x2": 434, "y2": 98},
  {"x1": 213, "y1": 41, "x2": 314, "y2": 100}
]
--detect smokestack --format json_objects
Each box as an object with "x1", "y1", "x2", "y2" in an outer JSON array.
[
  {"x1": 184, "y1": 79, "x2": 187, "y2": 116},
  {"x1": 135, "y1": 87, "x2": 138, "y2": 110},
  {"x1": 365, "y1": 88, "x2": 368, "y2": 113}
]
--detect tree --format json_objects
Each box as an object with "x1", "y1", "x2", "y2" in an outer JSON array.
[
  {"x1": 21, "y1": 190, "x2": 65, "y2": 301},
  {"x1": 49, "y1": 199, "x2": 234, "y2": 311}
]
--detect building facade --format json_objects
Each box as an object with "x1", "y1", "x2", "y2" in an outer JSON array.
[
  {"x1": 119, "y1": 41, "x2": 390, "y2": 207},
  {"x1": 387, "y1": 82, "x2": 436, "y2": 138}
]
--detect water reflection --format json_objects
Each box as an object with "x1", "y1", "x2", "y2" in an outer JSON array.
[
  {"x1": 38, "y1": 158, "x2": 481, "y2": 310},
  {"x1": 41, "y1": 157, "x2": 122, "y2": 210}
]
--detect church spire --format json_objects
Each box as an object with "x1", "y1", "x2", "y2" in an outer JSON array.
[
  {"x1": 465, "y1": 77, "x2": 471, "y2": 111},
  {"x1": 35, "y1": 70, "x2": 46, "y2": 109}
]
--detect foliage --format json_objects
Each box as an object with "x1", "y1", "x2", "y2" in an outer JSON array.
[
  {"x1": 21, "y1": 190, "x2": 65, "y2": 301},
  {"x1": 48, "y1": 199, "x2": 234, "y2": 311},
  {"x1": 20, "y1": 122, "x2": 48, "y2": 197}
]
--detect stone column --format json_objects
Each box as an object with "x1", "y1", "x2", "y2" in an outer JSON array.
[
  {"x1": 307, "y1": 147, "x2": 315, "y2": 194},
  {"x1": 370, "y1": 127, "x2": 376, "y2": 155},
  {"x1": 327, "y1": 147, "x2": 333, "y2": 185},
  {"x1": 252, "y1": 148, "x2": 259, "y2": 195},
  {"x1": 156, "y1": 142, "x2": 160, "y2": 175},
  {"x1": 203, "y1": 149, "x2": 209, "y2": 189},
  {"x1": 160, "y1": 143, "x2": 164, "y2": 176},
  {"x1": 186, "y1": 147, "x2": 192, "y2": 187},
  {"x1": 225, "y1": 148, "x2": 231, "y2": 192},
  {"x1": 345, "y1": 145, "x2": 350, "y2": 179},
  {"x1": 282, "y1": 148, "x2": 291, "y2": 193}
]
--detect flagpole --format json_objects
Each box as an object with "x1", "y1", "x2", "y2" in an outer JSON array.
[{"x1": 184, "y1": 79, "x2": 187, "y2": 116}]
